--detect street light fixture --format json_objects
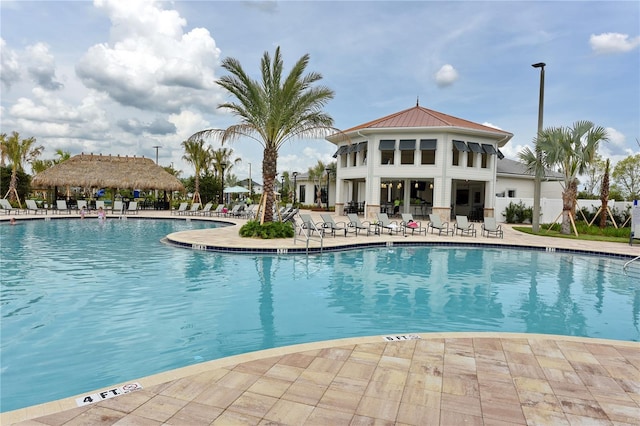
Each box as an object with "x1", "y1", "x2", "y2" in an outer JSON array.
[
  {"x1": 325, "y1": 167, "x2": 331, "y2": 212},
  {"x1": 248, "y1": 162, "x2": 252, "y2": 199},
  {"x1": 292, "y1": 172, "x2": 298, "y2": 207},
  {"x1": 532, "y1": 62, "x2": 546, "y2": 233},
  {"x1": 220, "y1": 161, "x2": 227, "y2": 205}
]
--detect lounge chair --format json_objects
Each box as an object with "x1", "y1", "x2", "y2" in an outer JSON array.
[
  {"x1": 95, "y1": 200, "x2": 106, "y2": 210},
  {"x1": 225, "y1": 204, "x2": 242, "y2": 217},
  {"x1": 186, "y1": 202, "x2": 200, "y2": 215},
  {"x1": 55, "y1": 200, "x2": 72, "y2": 214},
  {"x1": 375, "y1": 212, "x2": 401, "y2": 235},
  {"x1": 481, "y1": 217, "x2": 503, "y2": 238},
  {"x1": 347, "y1": 213, "x2": 374, "y2": 236},
  {"x1": 298, "y1": 213, "x2": 322, "y2": 235},
  {"x1": 320, "y1": 213, "x2": 348, "y2": 237},
  {"x1": 428, "y1": 214, "x2": 453, "y2": 236},
  {"x1": 0, "y1": 198, "x2": 24, "y2": 215},
  {"x1": 124, "y1": 201, "x2": 138, "y2": 214},
  {"x1": 210, "y1": 204, "x2": 225, "y2": 217},
  {"x1": 197, "y1": 203, "x2": 213, "y2": 216},
  {"x1": 77, "y1": 200, "x2": 88, "y2": 213},
  {"x1": 25, "y1": 199, "x2": 47, "y2": 215},
  {"x1": 241, "y1": 204, "x2": 257, "y2": 219},
  {"x1": 281, "y1": 208, "x2": 299, "y2": 223},
  {"x1": 455, "y1": 215, "x2": 477, "y2": 237},
  {"x1": 172, "y1": 202, "x2": 188, "y2": 215},
  {"x1": 400, "y1": 213, "x2": 426, "y2": 236},
  {"x1": 112, "y1": 200, "x2": 124, "y2": 214}
]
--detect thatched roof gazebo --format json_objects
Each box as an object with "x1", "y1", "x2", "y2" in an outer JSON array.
[{"x1": 32, "y1": 153, "x2": 184, "y2": 192}]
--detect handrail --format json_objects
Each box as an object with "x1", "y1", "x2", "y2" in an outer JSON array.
[
  {"x1": 293, "y1": 217, "x2": 324, "y2": 253},
  {"x1": 623, "y1": 255, "x2": 640, "y2": 275}
]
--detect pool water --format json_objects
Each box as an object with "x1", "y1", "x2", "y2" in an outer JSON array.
[{"x1": 1, "y1": 219, "x2": 638, "y2": 412}]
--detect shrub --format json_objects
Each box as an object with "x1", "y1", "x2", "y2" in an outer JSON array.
[
  {"x1": 503, "y1": 201, "x2": 533, "y2": 224},
  {"x1": 239, "y1": 220, "x2": 295, "y2": 239}
]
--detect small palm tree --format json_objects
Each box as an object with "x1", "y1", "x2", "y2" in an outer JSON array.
[
  {"x1": 519, "y1": 120, "x2": 608, "y2": 235},
  {"x1": 182, "y1": 139, "x2": 213, "y2": 204},
  {"x1": 189, "y1": 46, "x2": 337, "y2": 223},
  {"x1": 1, "y1": 131, "x2": 43, "y2": 206}
]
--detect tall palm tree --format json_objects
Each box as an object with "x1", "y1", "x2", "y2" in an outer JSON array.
[
  {"x1": 189, "y1": 46, "x2": 337, "y2": 223},
  {"x1": 1, "y1": 131, "x2": 43, "y2": 205},
  {"x1": 181, "y1": 139, "x2": 212, "y2": 204},
  {"x1": 519, "y1": 120, "x2": 608, "y2": 235},
  {"x1": 211, "y1": 147, "x2": 241, "y2": 204}
]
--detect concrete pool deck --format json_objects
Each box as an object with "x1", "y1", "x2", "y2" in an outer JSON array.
[{"x1": 2, "y1": 210, "x2": 639, "y2": 425}]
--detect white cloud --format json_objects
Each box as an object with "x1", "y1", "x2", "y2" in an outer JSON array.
[
  {"x1": 25, "y1": 42, "x2": 63, "y2": 90},
  {"x1": 589, "y1": 32, "x2": 640, "y2": 54},
  {"x1": 76, "y1": 0, "x2": 222, "y2": 113},
  {"x1": 482, "y1": 122, "x2": 503, "y2": 130},
  {"x1": 0, "y1": 38, "x2": 21, "y2": 88},
  {"x1": 434, "y1": 64, "x2": 458, "y2": 87}
]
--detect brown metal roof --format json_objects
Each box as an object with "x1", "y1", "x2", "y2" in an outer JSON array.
[
  {"x1": 31, "y1": 153, "x2": 184, "y2": 191},
  {"x1": 341, "y1": 105, "x2": 512, "y2": 136}
]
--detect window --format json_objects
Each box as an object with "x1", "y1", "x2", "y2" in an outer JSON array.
[
  {"x1": 508, "y1": 189, "x2": 516, "y2": 198},
  {"x1": 379, "y1": 139, "x2": 395, "y2": 165},
  {"x1": 481, "y1": 153, "x2": 488, "y2": 168},
  {"x1": 467, "y1": 142, "x2": 482, "y2": 168},
  {"x1": 357, "y1": 142, "x2": 368, "y2": 166},
  {"x1": 399, "y1": 139, "x2": 415, "y2": 165},
  {"x1": 420, "y1": 139, "x2": 436, "y2": 165},
  {"x1": 452, "y1": 140, "x2": 468, "y2": 166},
  {"x1": 300, "y1": 185, "x2": 306, "y2": 203},
  {"x1": 467, "y1": 151, "x2": 474, "y2": 167}
]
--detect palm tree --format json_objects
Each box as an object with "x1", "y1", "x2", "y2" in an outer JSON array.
[
  {"x1": 1, "y1": 131, "x2": 43, "y2": 206},
  {"x1": 181, "y1": 139, "x2": 212, "y2": 204},
  {"x1": 211, "y1": 147, "x2": 241, "y2": 204},
  {"x1": 519, "y1": 120, "x2": 608, "y2": 235},
  {"x1": 189, "y1": 46, "x2": 337, "y2": 223}
]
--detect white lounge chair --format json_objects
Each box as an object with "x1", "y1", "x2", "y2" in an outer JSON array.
[
  {"x1": 25, "y1": 199, "x2": 47, "y2": 215},
  {"x1": 455, "y1": 215, "x2": 477, "y2": 237},
  {"x1": 347, "y1": 213, "x2": 374, "y2": 236},
  {"x1": 428, "y1": 214, "x2": 453, "y2": 236},
  {"x1": 124, "y1": 201, "x2": 138, "y2": 214},
  {"x1": 197, "y1": 202, "x2": 213, "y2": 216},
  {"x1": 55, "y1": 200, "x2": 72, "y2": 214},
  {"x1": 375, "y1": 212, "x2": 401, "y2": 235},
  {"x1": 481, "y1": 217, "x2": 503, "y2": 238},
  {"x1": 298, "y1": 213, "x2": 321, "y2": 235},
  {"x1": 1, "y1": 198, "x2": 24, "y2": 215},
  {"x1": 320, "y1": 213, "x2": 348, "y2": 237},
  {"x1": 186, "y1": 203, "x2": 201, "y2": 215},
  {"x1": 400, "y1": 213, "x2": 426, "y2": 236},
  {"x1": 172, "y1": 202, "x2": 188, "y2": 215},
  {"x1": 112, "y1": 200, "x2": 124, "y2": 214}
]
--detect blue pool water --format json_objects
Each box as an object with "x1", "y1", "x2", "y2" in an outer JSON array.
[{"x1": 1, "y1": 218, "x2": 638, "y2": 412}]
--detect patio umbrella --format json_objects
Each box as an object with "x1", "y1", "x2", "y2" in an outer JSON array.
[{"x1": 223, "y1": 185, "x2": 250, "y2": 193}]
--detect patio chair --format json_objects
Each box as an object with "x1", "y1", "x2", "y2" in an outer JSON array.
[
  {"x1": 25, "y1": 199, "x2": 47, "y2": 215},
  {"x1": 172, "y1": 202, "x2": 188, "y2": 215},
  {"x1": 481, "y1": 217, "x2": 503, "y2": 238},
  {"x1": 320, "y1": 213, "x2": 348, "y2": 237},
  {"x1": 375, "y1": 212, "x2": 401, "y2": 235},
  {"x1": 225, "y1": 204, "x2": 242, "y2": 217},
  {"x1": 346, "y1": 213, "x2": 374, "y2": 236},
  {"x1": 186, "y1": 202, "x2": 200, "y2": 215},
  {"x1": 55, "y1": 200, "x2": 72, "y2": 214},
  {"x1": 0, "y1": 198, "x2": 24, "y2": 215},
  {"x1": 112, "y1": 200, "x2": 124, "y2": 214},
  {"x1": 455, "y1": 215, "x2": 477, "y2": 237},
  {"x1": 124, "y1": 201, "x2": 138, "y2": 214},
  {"x1": 400, "y1": 213, "x2": 426, "y2": 236},
  {"x1": 210, "y1": 204, "x2": 225, "y2": 217},
  {"x1": 281, "y1": 208, "x2": 299, "y2": 223},
  {"x1": 95, "y1": 200, "x2": 106, "y2": 210},
  {"x1": 241, "y1": 204, "x2": 257, "y2": 219},
  {"x1": 77, "y1": 200, "x2": 88, "y2": 213},
  {"x1": 428, "y1": 214, "x2": 453, "y2": 236},
  {"x1": 298, "y1": 213, "x2": 322, "y2": 235},
  {"x1": 197, "y1": 202, "x2": 213, "y2": 216}
]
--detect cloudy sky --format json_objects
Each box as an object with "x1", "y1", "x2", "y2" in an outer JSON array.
[{"x1": 1, "y1": 0, "x2": 638, "y2": 183}]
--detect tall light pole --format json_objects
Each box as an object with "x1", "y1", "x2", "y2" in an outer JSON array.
[
  {"x1": 152, "y1": 146, "x2": 161, "y2": 206},
  {"x1": 220, "y1": 161, "x2": 227, "y2": 205},
  {"x1": 248, "y1": 162, "x2": 252, "y2": 199},
  {"x1": 325, "y1": 167, "x2": 331, "y2": 211},
  {"x1": 292, "y1": 172, "x2": 298, "y2": 207},
  {"x1": 532, "y1": 62, "x2": 545, "y2": 233}
]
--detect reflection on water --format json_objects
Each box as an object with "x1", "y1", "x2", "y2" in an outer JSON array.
[{"x1": 1, "y1": 220, "x2": 638, "y2": 412}]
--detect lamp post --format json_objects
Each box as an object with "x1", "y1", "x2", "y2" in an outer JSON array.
[
  {"x1": 292, "y1": 172, "x2": 298, "y2": 207},
  {"x1": 532, "y1": 62, "x2": 545, "y2": 233},
  {"x1": 248, "y1": 162, "x2": 252, "y2": 199},
  {"x1": 220, "y1": 161, "x2": 227, "y2": 205},
  {"x1": 325, "y1": 167, "x2": 331, "y2": 211}
]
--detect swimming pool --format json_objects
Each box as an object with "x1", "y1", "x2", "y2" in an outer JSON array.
[{"x1": 1, "y1": 218, "x2": 638, "y2": 412}]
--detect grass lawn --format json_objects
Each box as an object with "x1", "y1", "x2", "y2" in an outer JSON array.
[{"x1": 513, "y1": 224, "x2": 631, "y2": 244}]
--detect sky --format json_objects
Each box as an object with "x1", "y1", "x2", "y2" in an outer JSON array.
[{"x1": 1, "y1": 0, "x2": 639, "y2": 184}]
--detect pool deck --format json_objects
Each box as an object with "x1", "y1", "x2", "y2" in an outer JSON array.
[{"x1": 2, "y1": 210, "x2": 639, "y2": 425}]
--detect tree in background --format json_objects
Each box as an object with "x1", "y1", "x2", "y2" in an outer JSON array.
[
  {"x1": 519, "y1": 121, "x2": 608, "y2": 235},
  {"x1": 599, "y1": 159, "x2": 610, "y2": 229},
  {"x1": 0, "y1": 131, "x2": 43, "y2": 205},
  {"x1": 211, "y1": 147, "x2": 241, "y2": 204},
  {"x1": 612, "y1": 153, "x2": 640, "y2": 201},
  {"x1": 181, "y1": 139, "x2": 212, "y2": 204},
  {"x1": 307, "y1": 160, "x2": 332, "y2": 208},
  {"x1": 189, "y1": 46, "x2": 337, "y2": 223},
  {"x1": 580, "y1": 154, "x2": 606, "y2": 197}
]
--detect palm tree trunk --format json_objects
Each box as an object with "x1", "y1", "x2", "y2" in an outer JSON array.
[
  {"x1": 561, "y1": 179, "x2": 578, "y2": 234},
  {"x1": 261, "y1": 146, "x2": 278, "y2": 223},
  {"x1": 7, "y1": 168, "x2": 18, "y2": 201},
  {"x1": 599, "y1": 159, "x2": 610, "y2": 229}
]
